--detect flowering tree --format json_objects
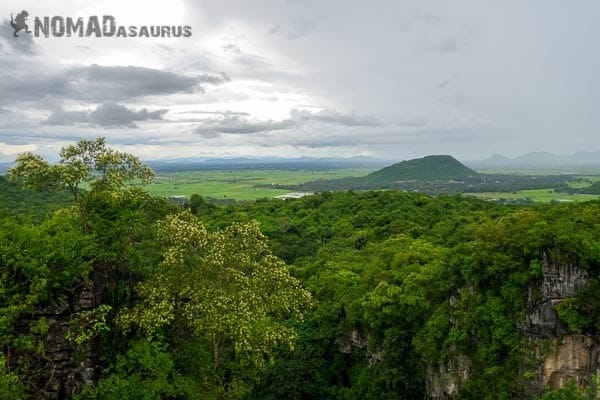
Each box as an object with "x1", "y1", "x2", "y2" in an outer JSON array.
[{"x1": 118, "y1": 211, "x2": 313, "y2": 398}]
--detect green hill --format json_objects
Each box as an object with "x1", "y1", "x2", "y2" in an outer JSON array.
[
  {"x1": 364, "y1": 155, "x2": 479, "y2": 183},
  {"x1": 277, "y1": 155, "x2": 481, "y2": 192},
  {"x1": 0, "y1": 175, "x2": 71, "y2": 218}
]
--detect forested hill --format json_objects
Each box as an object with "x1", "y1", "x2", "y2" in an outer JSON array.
[
  {"x1": 2, "y1": 140, "x2": 600, "y2": 399},
  {"x1": 363, "y1": 155, "x2": 479, "y2": 183},
  {"x1": 265, "y1": 155, "x2": 577, "y2": 194},
  {"x1": 266, "y1": 155, "x2": 481, "y2": 192},
  {"x1": 0, "y1": 175, "x2": 71, "y2": 217}
]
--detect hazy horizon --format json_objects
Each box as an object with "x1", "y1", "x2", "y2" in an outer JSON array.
[{"x1": 1, "y1": 1, "x2": 599, "y2": 162}]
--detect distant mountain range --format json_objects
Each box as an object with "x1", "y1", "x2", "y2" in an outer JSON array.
[
  {"x1": 146, "y1": 156, "x2": 387, "y2": 172},
  {"x1": 469, "y1": 151, "x2": 600, "y2": 168},
  {"x1": 0, "y1": 157, "x2": 388, "y2": 175},
  {"x1": 2, "y1": 150, "x2": 599, "y2": 175}
]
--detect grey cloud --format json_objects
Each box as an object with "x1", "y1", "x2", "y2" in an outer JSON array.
[
  {"x1": 0, "y1": 131, "x2": 89, "y2": 146},
  {"x1": 0, "y1": 64, "x2": 228, "y2": 106},
  {"x1": 0, "y1": 108, "x2": 40, "y2": 130},
  {"x1": 90, "y1": 103, "x2": 167, "y2": 127},
  {"x1": 191, "y1": 108, "x2": 384, "y2": 139},
  {"x1": 290, "y1": 109, "x2": 381, "y2": 127},
  {"x1": 269, "y1": 24, "x2": 315, "y2": 40},
  {"x1": 153, "y1": 44, "x2": 176, "y2": 55},
  {"x1": 222, "y1": 44, "x2": 241, "y2": 54},
  {"x1": 252, "y1": 125, "x2": 469, "y2": 150},
  {"x1": 192, "y1": 110, "x2": 250, "y2": 117},
  {"x1": 194, "y1": 130, "x2": 221, "y2": 139},
  {"x1": 193, "y1": 115, "x2": 294, "y2": 138},
  {"x1": 47, "y1": 102, "x2": 168, "y2": 128},
  {"x1": 46, "y1": 110, "x2": 90, "y2": 125},
  {"x1": 67, "y1": 65, "x2": 226, "y2": 101},
  {"x1": 0, "y1": 74, "x2": 72, "y2": 103},
  {"x1": 173, "y1": 110, "x2": 250, "y2": 123},
  {"x1": 198, "y1": 72, "x2": 230, "y2": 85},
  {"x1": 230, "y1": 52, "x2": 298, "y2": 82},
  {"x1": 193, "y1": 109, "x2": 383, "y2": 138}
]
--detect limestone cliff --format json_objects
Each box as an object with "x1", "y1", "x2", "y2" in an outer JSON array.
[
  {"x1": 12, "y1": 274, "x2": 104, "y2": 400},
  {"x1": 521, "y1": 253, "x2": 599, "y2": 394},
  {"x1": 541, "y1": 334, "x2": 600, "y2": 389},
  {"x1": 427, "y1": 252, "x2": 597, "y2": 399},
  {"x1": 520, "y1": 252, "x2": 589, "y2": 338}
]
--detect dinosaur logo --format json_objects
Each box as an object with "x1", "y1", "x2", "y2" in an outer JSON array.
[
  {"x1": 10, "y1": 10, "x2": 31, "y2": 37},
  {"x1": 6, "y1": 11, "x2": 192, "y2": 39}
]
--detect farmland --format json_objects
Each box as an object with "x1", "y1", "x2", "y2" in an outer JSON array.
[
  {"x1": 146, "y1": 164, "x2": 600, "y2": 204},
  {"x1": 145, "y1": 168, "x2": 375, "y2": 200},
  {"x1": 468, "y1": 188, "x2": 599, "y2": 203}
]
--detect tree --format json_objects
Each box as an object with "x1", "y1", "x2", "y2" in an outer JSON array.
[
  {"x1": 190, "y1": 194, "x2": 203, "y2": 215},
  {"x1": 9, "y1": 137, "x2": 155, "y2": 206},
  {"x1": 2, "y1": 138, "x2": 161, "y2": 397},
  {"x1": 117, "y1": 211, "x2": 313, "y2": 398}
]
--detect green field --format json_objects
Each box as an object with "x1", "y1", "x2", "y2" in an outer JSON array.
[
  {"x1": 567, "y1": 175, "x2": 600, "y2": 188},
  {"x1": 146, "y1": 168, "x2": 374, "y2": 200},
  {"x1": 146, "y1": 169, "x2": 600, "y2": 203},
  {"x1": 469, "y1": 188, "x2": 600, "y2": 203}
]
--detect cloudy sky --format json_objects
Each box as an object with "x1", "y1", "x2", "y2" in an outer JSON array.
[{"x1": 0, "y1": 0, "x2": 599, "y2": 162}]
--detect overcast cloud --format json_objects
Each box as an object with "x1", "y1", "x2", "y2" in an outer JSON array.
[
  {"x1": 47, "y1": 102, "x2": 169, "y2": 127},
  {"x1": 0, "y1": 0, "x2": 599, "y2": 161}
]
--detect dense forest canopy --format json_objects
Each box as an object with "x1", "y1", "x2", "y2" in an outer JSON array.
[{"x1": 1, "y1": 139, "x2": 600, "y2": 399}]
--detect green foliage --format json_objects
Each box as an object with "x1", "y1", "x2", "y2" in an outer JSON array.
[
  {"x1": 9, "y1": 137, "x2": 155, "y2": 206},
  {"x1": 193, "y1": 191, "x2": 600, "y2": 399},
  {"x1": 0, "y1": 354, "x2": 24, "y2": 400},
  {"x1": 247, "y1": 323, "x2": 339, "y2": 400},
  {"x1": 0, "y1": 175, "x2": 71, "y2": 218},
  {"x1": 77, "y1": 340, "x2": 202, "y2": 400},
  {"x1": 117, "y1": 212, "x2": 313, "y2": 398},
  {"x1": 555, "y1": 298, "x2": 591, "y2": 334},
  {"x1": 0, "y1": 208, "x2": 92, "y2": 351},
  {"x1": 67, "y1": 305, "x2": 112, "y2": 345},
  {"x1": 536, "y1": 380, "x2": 588, "y2": 400},
  {"x1": 3, "y1": 141, "x2": 600, "y2": 400},
  {"x1": 1, "y1": 138, "x2": 164, "y2": 398}
]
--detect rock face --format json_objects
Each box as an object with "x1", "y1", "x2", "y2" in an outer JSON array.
[
  {"x1": 426, "y1": 354, "x2": 471, "y2": 399},
  {"x1": 542, "y1": 334, "x2": 600, "y2": 389},
  {"x1": 520, "y1": 253, "x2": 599, "y2": 392},
  {"x1": 14, "y1": 277, "x2": 103, "y2": 400},
  {"x1": 427, "y1": 252, "x2": 596, "y2": 399},
  {"x1": 339, "y1": 328, "x2": 382, "y2": 366},
  {"x1": 520, "y1": 253, "x2": 589, "y2": 338},
  {"x1": 523, "y1": 253, "x2": 600, "y2": 395},
  {"x1": 37, "y1": 282, "x2": 99, "y2": 399}
]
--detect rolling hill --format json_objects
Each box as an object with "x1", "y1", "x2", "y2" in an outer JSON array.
[
  {"x1": 363, "y1": 155, "x2": 479, "y2": 184},
  {"x1": 276, "y1": 155, "x2": 482, "y2": 192}
]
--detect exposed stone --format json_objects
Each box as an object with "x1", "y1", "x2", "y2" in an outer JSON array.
[
  {"x1": 543, "y1": 334, "x2": 600, "y2": 389},
  {"x1": 339, "y1": 328, "x2": 382, "y2": 366},
  {"x1": 521, "y1": 299, "x2": 568, "y2": 338},
  {"x1": 520, "y1": 252, "x2": 589, "y2": 338},
  {"x1": 520, "y1": 255, "x2": 597, "y2": 396},
  {"x1": 541, "y1": 253, "x2": 588, "y2": 300},
  {"x1": 338, "y1": 328, "x2": 369, "y2": 353},
  {"x1": 12, "y1": 280, "x2": 102, "y2": 400},
  {"x1": 427, "y1": 253, "x2": 595, "y2": 399},
  {"x1": 426, "y1": 353, "x2": 471, "y2": 400}
]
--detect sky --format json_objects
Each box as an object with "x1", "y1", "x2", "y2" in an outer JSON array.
[{"x1": 0, "y1": 0, "x2": 599, "y2": 162}]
